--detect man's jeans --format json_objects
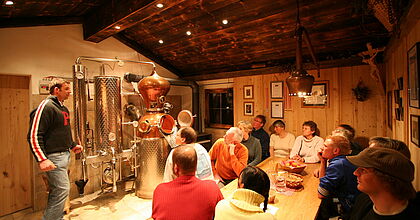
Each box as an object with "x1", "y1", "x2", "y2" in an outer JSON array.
[{"x1": 43, "y1": 151, "x2": 70, "y2": 220}]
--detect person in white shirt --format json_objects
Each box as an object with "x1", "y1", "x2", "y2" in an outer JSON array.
[
  {"x1": 269, "y1": 120, "x2": 295, "y2": 158},
  {"x1": 163, "y1": 127, "x2": 214, "y2": 182},
  {"x1": 290, "y1": 121, "x2": 324, "y2": 163}
]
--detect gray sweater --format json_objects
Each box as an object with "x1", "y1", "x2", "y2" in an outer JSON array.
[{"x1": 241, "y1": 136, "x2": 262, "y2": 166}]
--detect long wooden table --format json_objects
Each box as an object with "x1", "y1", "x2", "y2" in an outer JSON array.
[{"x1": 220, "y1": 157, "x2": 321, "y2": 220}]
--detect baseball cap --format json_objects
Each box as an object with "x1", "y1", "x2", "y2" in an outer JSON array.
[{"x1": 346, "y1": 147, "x2": 414, "y2": 182}]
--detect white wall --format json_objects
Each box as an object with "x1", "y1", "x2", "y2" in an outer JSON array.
[{"x1": 0, "y1": 24, "x2": 179, "y2": 93}]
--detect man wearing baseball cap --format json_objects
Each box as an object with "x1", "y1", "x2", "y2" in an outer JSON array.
[{"x1": 346, "y1": 147, "x2": 419, "y2": 219}]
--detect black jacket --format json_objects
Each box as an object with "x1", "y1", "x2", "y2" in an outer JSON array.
[{"x1": 27, "y1": 96, "x2": 76, "y2": 162}]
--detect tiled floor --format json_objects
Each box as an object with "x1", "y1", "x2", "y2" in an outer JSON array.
[{"x1": 1, "y1": 183, "x2": 153, "y2": 220}]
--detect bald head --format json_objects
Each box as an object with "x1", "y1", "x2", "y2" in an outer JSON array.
[{"x1": 172, "y1": 145, "x2": 197, "y2": 175}]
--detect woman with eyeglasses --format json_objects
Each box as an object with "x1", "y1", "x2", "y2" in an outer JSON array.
[{"x1": 269, "y1": 120, "x2": 295, "y2": 158}]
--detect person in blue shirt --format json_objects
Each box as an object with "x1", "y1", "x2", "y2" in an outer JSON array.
[{"x1": 316, "y1": 135, "x2": 360, "y2": 219}]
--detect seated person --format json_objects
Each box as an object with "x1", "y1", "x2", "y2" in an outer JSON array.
[
  {"x1": 368, "y1": 136, "x2": 411, "y2": 159},
  {"x1": 251, "y1": 115, "x2": 270, "y2": 161},
  {"x1": 317, "y1": 136, "x2": 360, "y2": 219},
  {"x1": 333, "y1": 124, "x2": 363, "y2": 155},
  {"x1": 290, "y1": 121, "x2": 324, "y2": 163},
  {"x1": 269, "y1": 119, "x2": 295, "y2": 158},
  {"x1": 347, "y1": 147, "x2": 419, "y2": 219},
  {"x1": 238, "y1": 121, "x2": 262, "y2": 166},
  {"x1": 152, "y1": 145, "x2": 223, "y2": 220},
  {"x1": 215, "y1": 166, "x2": 274, "y2": 220},
  {"x1": 163, "y1": 127, "x2": 213, "y2": 182},
  {"x1": 209, "y1": 127, "x2": 248, "y2": 186}
]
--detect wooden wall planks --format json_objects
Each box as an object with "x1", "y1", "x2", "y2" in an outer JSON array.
[
  {"x1": 233, "y1": 65, "x2": 385, "y2": 146},
  {"x1": 384, "y1": 10, "x2": 420, "y2": 190}
]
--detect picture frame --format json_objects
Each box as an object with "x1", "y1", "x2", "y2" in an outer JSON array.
[
  {"x1": 302, "y1": 81, "x2": 328, "y2": 107},
  {"x1": 397, "y1": 77, "x2": 403, "y2": 90},
  {"x1": 410, "y1": 115, "x2": 419, "y2": 147},
  {"x1": 387, "y1": 91, "x2": 392, "y2": 129},
  {"x1": 408, "y1": 42, "x2": 420, "y2": 108},
  {"x1": 244, "y1": 85, "x2": 253, "y2": 99},
  {"x1": 270, "y1": 81, "x2": 283, "y2": 99},
  {"x1": 271, "y1": 101, "x2": 284, "y2": 118},
  {"x1": 244, "y1": 102, "x2": 254, "y2": 116}
]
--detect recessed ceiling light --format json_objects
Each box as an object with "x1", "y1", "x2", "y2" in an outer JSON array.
[
  {"x1": 5, "y1": 1, "x2": 14, "y2": 5},
  {"x1": 115, "y1": 26, "x2": 121, "y2": 30},
  {"x1": 222, "y1": 19, "x2": 228, "y2": 25},
  {"x1": 186, "y1": 31, "x2": 192, "y2": 36},
  {"x1": 158, "y1": 40, "x2": 164, "y2": 44},
  {"x1": 156, "y1": 3, "x2": 164, "y2": 8}
]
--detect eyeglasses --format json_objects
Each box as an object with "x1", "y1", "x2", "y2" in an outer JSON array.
[{"x1": 253, "y1": 119, "x2": 262, "y2": 123}]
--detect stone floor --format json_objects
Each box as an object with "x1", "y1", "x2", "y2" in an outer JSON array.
[{"x1": 1, "y1": 182, "x2": 153, "y2": 220}]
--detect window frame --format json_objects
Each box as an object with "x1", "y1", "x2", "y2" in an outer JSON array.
[{"x1": 205, "y1": 88, "x2": 233, "y2": 129}]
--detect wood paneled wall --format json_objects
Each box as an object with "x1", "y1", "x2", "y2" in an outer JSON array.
[
  {"x1": 233, "y1": 65, "x2": 386, "y2": 145},
  {"x1": 384, "y1": 2, "x2": 420, "y2": 190}
]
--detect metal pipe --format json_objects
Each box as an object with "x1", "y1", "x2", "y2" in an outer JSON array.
[{"x1": 75, "y1": 56, "x2": 156, "y2": 75}]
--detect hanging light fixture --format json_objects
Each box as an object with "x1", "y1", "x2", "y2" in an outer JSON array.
[{"x1": 286, "y1": 0, "x2": 320, "y2": 97}]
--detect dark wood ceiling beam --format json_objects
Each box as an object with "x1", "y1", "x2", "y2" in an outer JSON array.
[
  {"x1": 0, "y1": 16, "x2": 82, "y2": 28},
  {"x1": 114, "y1": 32, "x2": 185, "y2": 77},
  {"x1": 83, "y1": 0, "x2": 193, "y2": 43},
  {"x1": 182, "y1": 57, "x2": 364, "y2": 81}
]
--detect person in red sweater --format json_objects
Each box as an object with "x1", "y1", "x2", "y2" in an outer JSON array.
[
  {"x1": 209, "y1": 127, "x2": 249, "y2": 187},
  {"x1": 152, "y1": 145, "x2": 223, "y2": 220}
]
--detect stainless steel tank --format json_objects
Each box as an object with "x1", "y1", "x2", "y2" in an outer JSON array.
[
  {"x1": 94, "y1": 76, "x2": 123, "y2": 154},
  {"x1": 135, "y1": 72, "x2": 175, "y2": 199}
]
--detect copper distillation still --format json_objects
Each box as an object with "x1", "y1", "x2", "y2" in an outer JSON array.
[
  {"x1": 72, "y1": 56, "x2": 176, "y2": 197},
  {"x1": 286, "y1": 0, "x2": 320, "y2": 97}
]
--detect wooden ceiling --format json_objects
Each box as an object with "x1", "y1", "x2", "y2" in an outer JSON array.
[{"x1": 1, "y1": 0, "x2": 408, "y2": 80}]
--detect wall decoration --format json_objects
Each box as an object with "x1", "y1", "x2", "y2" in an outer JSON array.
[
  {"x1": 397, "y1": 77, "x2": 403, "y2": 90},
  {"x1": 270, "y1": 81, "x2": 283, "y2": 99},
  {"x1": 387, "y1": 91, "x2": 392, "y2": 129},
  {"x1": 408, "y1": 42, "x2": 420, "y2": 108},
  {"x1": 352, "y1": 81, "x2": 370, "y2": 102},
  {"x1": 410, "y1": 115, "x2": 419, "y2": 147},
  {"x1": 271, "y1": 101, "x2": 284, "y2": 118},
  {"x1": 302, "y1": 81, "x2": 328, "y2": 107},
  {"x1": 244, "y1": 102, "x2": 254, "y2": 116},
  {"x1": 244, "y1": 85, "x2": 253, "y2": 99}
]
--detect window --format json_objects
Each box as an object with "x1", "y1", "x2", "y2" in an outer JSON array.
[{"x1": 205, "y1": 88, "x2": 233, "y2": 128}]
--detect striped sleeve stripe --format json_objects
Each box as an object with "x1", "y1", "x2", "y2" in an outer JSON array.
[{"x1": 30, "y1": 99, "x2": 49, "y2": 162}]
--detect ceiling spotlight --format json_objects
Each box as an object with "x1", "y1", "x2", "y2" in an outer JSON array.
[
  {"x1": 186, "y1": 31, "x2": 192, "y2": 36},
  {"x1": 222, "y1": 19, "x2": 228, "y2": 25},
  {"x1": 5, "y1": 1, "x2": 14, "y2": 5},
  {"x1": 156, "y1": 3, "x2": 164, "y2": 8},
  {"x1": 158, "y1": 40, "x2": 164, "y2": 44},
  {"x1": 115, "y1": 25, "x2": 121, "y2": 30}
]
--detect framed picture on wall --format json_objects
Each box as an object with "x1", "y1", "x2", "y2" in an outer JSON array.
[
  {"x1": 302, "y1": 81, "x2": 328, "y2": 107},
  {"x1": 408, "y1": 42, "x2": 420, "y2": 108},
  {"x1": 270, "y1": 81, "x2": 283, "y2": 99},
  {"x1": 244, "y1": 85, "x2": 253, "y2": 99},
  {"x1": 387, "y1": 91, "x2": 392, "y2": 129},
  {"x1": 271, "y1": 101, "x2": 284, "y2": 118},
  {"x1": 244, "y1": 102, "x2": 254, "y2": 116},
  {"x1": 410, "y1": 115, "x2": 419, "y2": 147}
]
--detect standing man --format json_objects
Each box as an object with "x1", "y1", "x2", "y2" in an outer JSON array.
[
  {"x1": 209, "y1": 127, "x2": 248, "y2": 187},
  {"x1": 152, "y1": 145, "x2": 223, "y2": 220},
  {"x1": 28, "y1": 78, "x2": 83, "y2": 220},
  {"x1": 251, "y1": 115, "x2": 270, "y2": 161}
]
